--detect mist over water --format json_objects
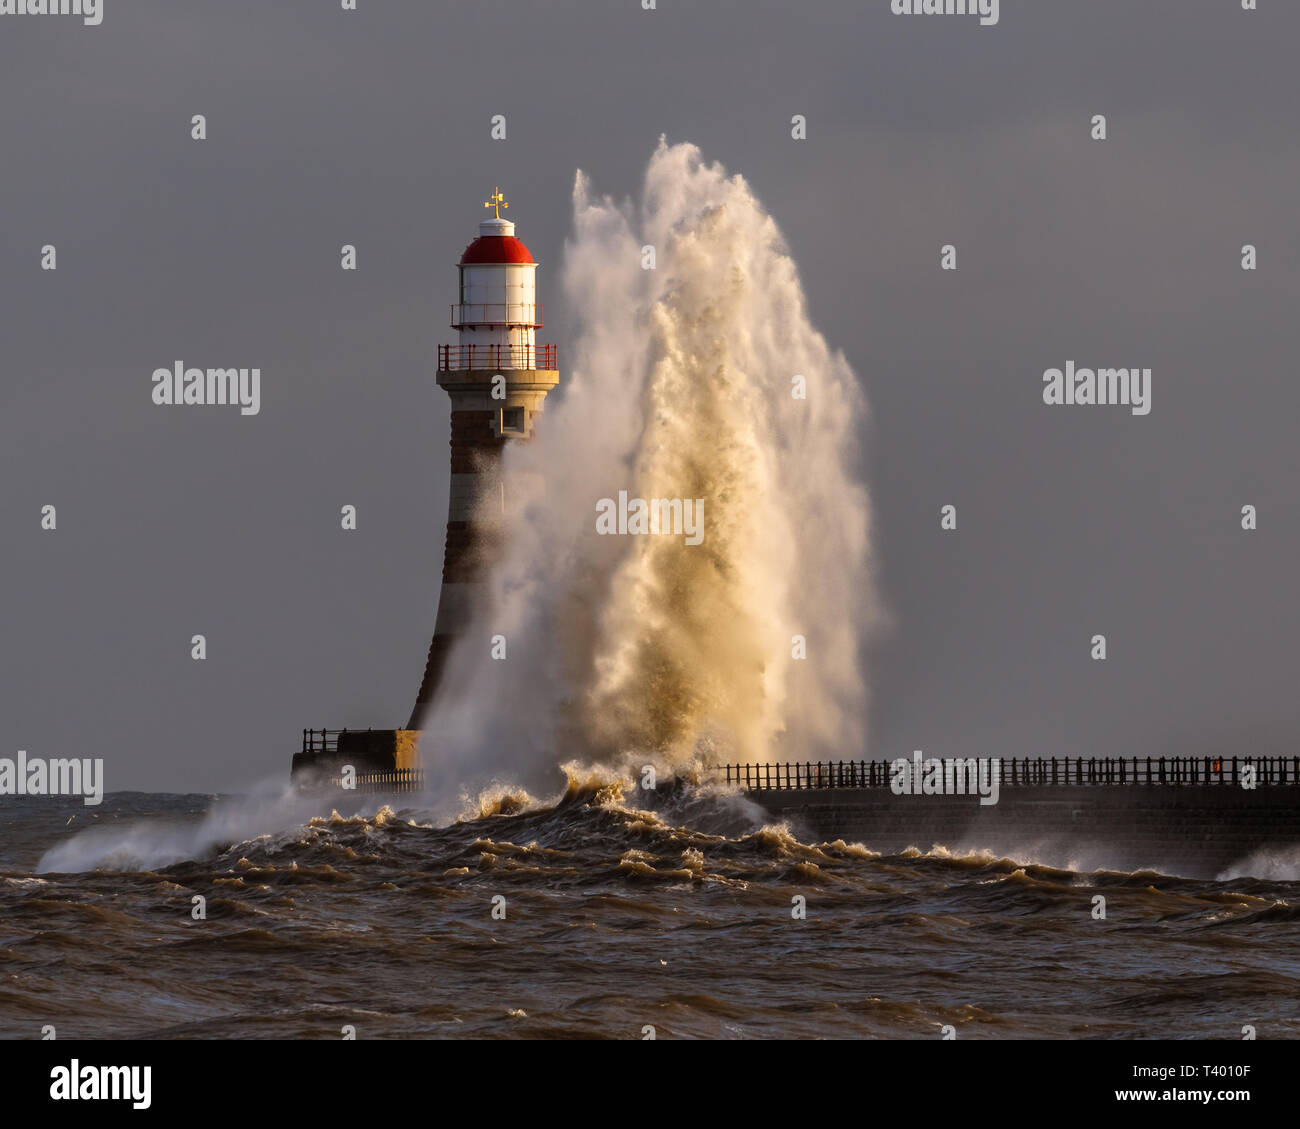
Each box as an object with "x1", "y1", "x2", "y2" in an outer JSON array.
[
  {"x1": 429, "y1": 140, "x2": 881, "y2": 793},
  {"x1": 34, "y1": 784, "x2": 329, "y2": 875}
]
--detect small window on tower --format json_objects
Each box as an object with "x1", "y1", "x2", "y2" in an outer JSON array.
[{"x1": 501, "y1": 407, "x2": 525, "y2": 434}]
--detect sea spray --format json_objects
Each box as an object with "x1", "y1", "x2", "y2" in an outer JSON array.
[
  {"x1": 426, "y1": 139, "x2": 882, "y2": 788},
  {"x1": 36, "y1": 783, "x2": 373, "y2": 873}
]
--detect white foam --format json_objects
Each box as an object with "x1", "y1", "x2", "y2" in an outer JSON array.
[{"x1": 424, "y1": 139, "x2": 882, "y2": 791}]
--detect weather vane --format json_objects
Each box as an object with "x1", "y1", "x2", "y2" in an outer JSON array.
[{"x1": 484, "y1": 187, "x2": 508, "y2": 219}]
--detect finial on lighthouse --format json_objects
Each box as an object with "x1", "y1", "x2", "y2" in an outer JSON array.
[{"x1": 478, "y1": 187, "x2": 516, "y2": 238}]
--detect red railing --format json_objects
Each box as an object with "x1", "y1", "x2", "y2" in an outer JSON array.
[
  {"x1": 438, "y1": 344, "x2": 557, "y2": 371},
  {"x1": 450, "y1": 303, "x2": 542, "y2": 328}
]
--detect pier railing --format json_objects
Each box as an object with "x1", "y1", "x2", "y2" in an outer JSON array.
[
  {"x1": 302, "y1": 729, "x2": 344, "y2": 756},
  {"x1": 325, "y1": 769, "x2": 425, "y2": 794},
  {"x1": 720, "y1": 756, "x2": 1300, "y2": 791}
]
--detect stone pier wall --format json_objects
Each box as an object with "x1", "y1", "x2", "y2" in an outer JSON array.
[{"x1": 749, "y1": 785, "x2": 1300, "y2": 878}]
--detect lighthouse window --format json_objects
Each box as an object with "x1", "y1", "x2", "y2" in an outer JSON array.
[{"x1": 501, "y1": 407, "x2": 525, "y2": 434}]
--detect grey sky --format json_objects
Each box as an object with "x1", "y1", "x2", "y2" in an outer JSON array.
[{"x1": 2, "y1": 1, "x2": 1297, "y2": 792}]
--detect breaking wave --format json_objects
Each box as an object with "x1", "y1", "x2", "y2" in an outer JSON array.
[{"x1": 424, "y1": 139, "x2": 883, "y2": 792}]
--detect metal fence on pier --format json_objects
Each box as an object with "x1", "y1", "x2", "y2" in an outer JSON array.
[
  {"x1": 720, "y1": 756, "x2": 1300, "y2": 791},
  {"x1": 325, "y1": 769, "x2": 425, "y2": 794},
  {"x1": 301, "y1": 729, "x2": 342, "y2": 755}
]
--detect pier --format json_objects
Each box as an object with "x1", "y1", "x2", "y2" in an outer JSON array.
[
  {"x1": 728, "y1": 756, "x2": 1300, "y2": 878},
  {"x1": 291, "y1": 728, "x2": 422, "y2": 792},
  {"x1": 720, "y1": 756, "x2": 1300, "y2": 790}
]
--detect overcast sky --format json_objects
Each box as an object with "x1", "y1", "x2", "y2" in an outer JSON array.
[{"x1": 2, "y1": 1, "x2": 1298, "y2": 793}]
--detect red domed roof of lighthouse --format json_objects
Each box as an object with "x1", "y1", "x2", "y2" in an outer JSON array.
[
  {"x1": 459, "y1": 214, "x2": 534, "y2": 265},
  {"x1": 459, "y1": 235, "x2": 534, "y2": 265}
]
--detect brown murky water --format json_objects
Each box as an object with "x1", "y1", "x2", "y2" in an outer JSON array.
[{"x1": 3, "y1": 776, "x2": 1298, "y2": 1039}]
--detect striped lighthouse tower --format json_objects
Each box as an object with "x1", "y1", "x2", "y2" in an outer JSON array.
[{"x1": 406, "y1": 190, "x2": 560, "y2": 731}]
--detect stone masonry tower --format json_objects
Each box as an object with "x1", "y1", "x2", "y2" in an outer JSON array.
[{"x1": 406, "y1": 190, "x2": 559, "y2": 731}]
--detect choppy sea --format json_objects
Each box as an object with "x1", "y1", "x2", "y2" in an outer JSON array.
[{"x1": 3, "y1": 771, "x2": 1298, "y2": 1039}]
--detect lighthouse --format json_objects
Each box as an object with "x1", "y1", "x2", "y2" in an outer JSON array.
[
  {"x1": 406, "y1": 190, "x2": 560, "y2": 730},
  {"x1": 290, "y1": 191, "x2": 558, "y2": 787}
]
